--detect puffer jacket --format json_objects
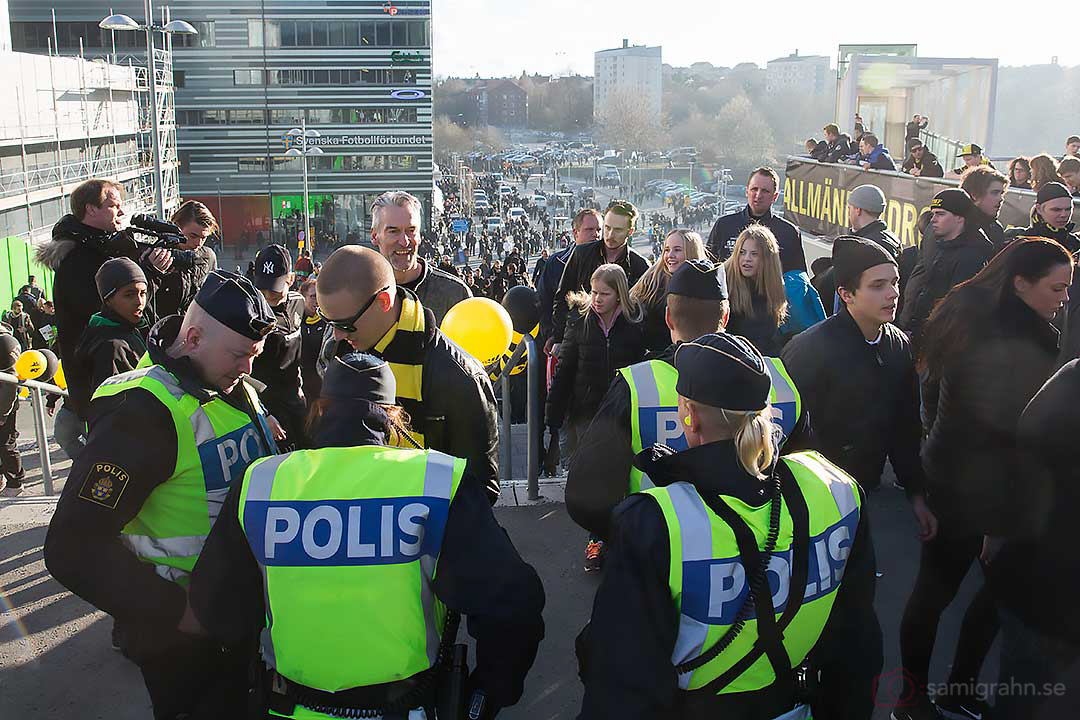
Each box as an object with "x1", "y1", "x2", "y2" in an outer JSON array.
[
  {"x1": 546, "y1": 308, "x2": 644, "y2": 428},
  {"x1": 67, "y1": 307, "x2": 147, "y2": 420},
  {"x1": 921, "y1": 292, "x2": 1060, "y2": 535},
  {"x1": 399, "y1": 257, "x2": 472, "y2": 325}
]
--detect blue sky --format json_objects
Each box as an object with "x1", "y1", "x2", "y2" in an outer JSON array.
[{"x1": 432, "y1": 0, "x2": 1078, "y2": 77}]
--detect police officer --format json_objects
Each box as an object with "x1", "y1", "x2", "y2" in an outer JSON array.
[
  {"x1": 567, "y1": 260, "x2": 807, "y2": 556},
  {"x1": 188, "y1": 353, "x2": 546, "y2": 719},
  {"x1": 251, "y1": 244, "x2": 309, "y2": 451},
  {"x1": 577, "y1": 333, "x2": 881, "y2": 720},
  {"x1": 44, "y1": 270, "x2": 281, "y2": 720}
]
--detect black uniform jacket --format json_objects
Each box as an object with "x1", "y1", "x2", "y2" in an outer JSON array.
[
  {"x1": 566, "y1": 343, "x2": 812, "y2": 539},
  {"x1": 706, "y1": 206, "x2": 808, "y2": 273},
  {"x1": 781, "y1": 308, "x2": 925, "y2": 493},
  {"x1": 43, "y1": 315, "x2": 275, "y2": 661},
  {"x1": 189, "y1": 457, "x2": 545, "y2": 712},
  {"x1": 252, "y1": 291, "x2": 307, "y2": 407},
  {"x1": 577, "y1": 442, "x2": 881, "y2": 720}
]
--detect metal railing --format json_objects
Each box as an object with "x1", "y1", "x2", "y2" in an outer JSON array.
[
  {"x1": 492, "y1": 333, "x2": 540, "y2": 502},
  {"x1": 0, "y1": 371, "x2": 68, "y2": 496},
  {"x1": 920, "y1": 129, "x2": 965, "y2": 174},
  {"x1": 0, "y1": 152, "x2": 147, "y2": 199}
]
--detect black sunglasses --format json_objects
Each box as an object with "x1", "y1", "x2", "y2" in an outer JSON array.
[{"x1": 319, "y1": 285, "x2": 390, "y2": 333}]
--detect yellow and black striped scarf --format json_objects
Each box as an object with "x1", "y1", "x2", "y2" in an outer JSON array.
[{"x1": 374, "y1": 291, "x2": 426, "y2": 447}]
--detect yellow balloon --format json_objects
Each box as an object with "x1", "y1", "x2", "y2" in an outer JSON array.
[
  {"x1": 53, "y1": 362, "x2": 67, "y2": 390},
  {"x1": 441, "y1": 298, "x2": 514, "y2": 368},
  {"x1": 17, "y1": 387, "x2": 28, "y2": 399},
  {"x1": 15, "y1": 350, "x2": 46, "y2": 381}
]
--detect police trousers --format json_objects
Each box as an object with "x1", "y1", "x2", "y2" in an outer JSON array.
[{"x1": 138, "y1": 635, "x2": 248, "y2": 720}]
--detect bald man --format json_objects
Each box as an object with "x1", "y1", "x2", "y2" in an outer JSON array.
[
  {"x1": 317, "y1": 246, "x2": 501, "y2": 502},
  {"x1": 45, "y1": 271, "x2": 282, "y2": 720}
]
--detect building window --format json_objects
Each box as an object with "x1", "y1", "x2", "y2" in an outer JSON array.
[
  {"x1": 270, "y1": 108, "x2": 304, "y2": 125},
  {"x1": 262, "y1": 19, "x2": 429, "y2": 48},
  {"x1": 229, "y1": 109, "x2": 267, "y2": 124},
  {"x1": 233, "y1": 69, "x2": 265, "y2": 85},
  {"x1": 178, "y1": 151, "x2": 191, "y2": 174},
  {"x1": 176, "y1": 22, "x2": 215, "y2": 47},
  {"x1": 173, "y1": 70, "x2": 186, "y2": 88},
  {"x1": 238, "y1": 157, "x2": 270, "y2": 172},
  {"x1": 179, "y1": 109, "x2": 227, "y2": 125},
  {"x1": 248, "y1": 19, "x2": 264, "y2": 46},
  {"x1": 267, "y1": 68, "x2": 416, "y2": 86}
]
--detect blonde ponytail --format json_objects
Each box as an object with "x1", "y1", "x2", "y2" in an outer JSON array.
[{"x1": 725, "y1": 407, "x2": 775, "y2": 479}]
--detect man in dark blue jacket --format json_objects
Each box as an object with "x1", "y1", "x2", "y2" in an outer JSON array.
[
  {"x1": 537, "y1": 209, "x2": 601, "y2": 354},
  {"x1": 706, "y1": 167, "x2": 807, "y2": 272}
]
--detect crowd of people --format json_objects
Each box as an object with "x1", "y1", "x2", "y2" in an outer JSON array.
[{"x1": 8, "y1": 120, "x2": 1080, "y2": 720}]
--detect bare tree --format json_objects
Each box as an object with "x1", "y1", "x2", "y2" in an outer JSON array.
[
  {"x1": 596, "y1": 88, "x2": 666, "y2": 151},
  {"x1": 433, "y1": 116, "x2": 472, "y2": 158}
]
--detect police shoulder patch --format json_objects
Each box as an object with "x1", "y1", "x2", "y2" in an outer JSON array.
[{"x1": 78, "y1": 462, "x2": 131, "y2": 509}]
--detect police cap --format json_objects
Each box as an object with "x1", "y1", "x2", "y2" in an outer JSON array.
[
  {"x1": 322, "y1": 353, "x2": 396, "y2": 406},
  {"x1": 674, "y1": 333, "x2": 770, "y2": 411},
  {"x1": 667, "y1": 259, "x2": 727, "y2": 301},
  {"x1": 194, "y1": 270, "x2": 276, "y2": 341}
]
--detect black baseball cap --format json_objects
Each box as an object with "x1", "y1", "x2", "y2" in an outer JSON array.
[
  {"x1": 194, "y1": 270, "x2": 276, "y2": 341},
  {"x1": 674, "y1": 333, "x2": 771, "y2": 412},
  {"x1": 667, "y1": 259, "x2": 727, "y2": 301},
  {"x1": 253, "y1": 244, "x2": 292, "y2": 293}
]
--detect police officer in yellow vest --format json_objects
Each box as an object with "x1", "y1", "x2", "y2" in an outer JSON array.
[
  {"x1": 577, "y1": 333, "x2": 882, "y2": 720},
  {"x1": 187, "y1": 353, "x2": 545, "y2": 720},
  {"x1": 567, "y1": 260, "x2": 809, "y2": 563},
  {"x1": 45, "y1": 270, "x2": 281, "y2": 720}
]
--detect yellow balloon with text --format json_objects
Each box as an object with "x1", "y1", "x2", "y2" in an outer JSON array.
[
  {"x1": 53, "y1": 362, "x2": 67, "y2": 390},
  {"x1": 441, "y1": 298, "x2": 514, "y2": 368},
  {"x1": 14, "y1": 350, "x2": 46, "y2": 381}
]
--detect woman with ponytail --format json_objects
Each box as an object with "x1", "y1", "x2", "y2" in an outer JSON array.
[
  {"x1": 631, "y1": 229, "x2": 709, "y2": 352},
  {"x1": 578, "y1": 332, "x2": 881, "y2": 720}
]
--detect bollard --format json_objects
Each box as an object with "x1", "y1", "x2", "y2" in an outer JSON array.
[
  {"x1": 523, "y1": 334, "x2": 540, "y2": 501},
  {"x1": 501, "y1": 372, "x2": 513, "y2": 487},
  {"x1": 29, "y1": 387, "x2": 54, "y2": 495}
]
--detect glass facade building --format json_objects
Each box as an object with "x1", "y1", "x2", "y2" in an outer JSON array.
[{"x1": 9, "y1": 0, "x2": 434, "y2": 256}]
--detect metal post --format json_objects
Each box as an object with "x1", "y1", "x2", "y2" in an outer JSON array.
[
  {"x1": 29, "y1": 388, "x2": 53, "y2": 495},
  {"x1": 523, "y1": 334, "x2": 539, "y2": 501},
  {"x1": 144, "y1": 0, "x2": 165, "y2": 217},
  {"x1": 301, "y1": 116, "x2": 311, "y2": 257},
  {"x1": 500, "y1": 372, "x2": 512, "y2": 488}
]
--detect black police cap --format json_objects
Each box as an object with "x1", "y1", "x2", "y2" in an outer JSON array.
[
  {"x1": 674, "y1": 332, "x2": 771, "y2": 411},
  {"x1": 322, "y1": 353, "x2": 397, "y2": 406},
  {"x1": 667, "y1": 259, "x2": 728, "y2": 301},
  {"x1": 194, "y1": 270, "x2": 276, "y2": 341}
]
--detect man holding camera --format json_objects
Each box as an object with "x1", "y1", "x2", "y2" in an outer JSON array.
[
  {"x1": 36, "y1": 179, "x2": 172, "y2": 377},
  {"x1": 152, "y1": 201, "x2": 220, "y2": 319}
]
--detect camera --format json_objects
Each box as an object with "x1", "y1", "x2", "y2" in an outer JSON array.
[
  {"x1": 128, "y1": 214, "x2": 185, "y2": 250},
  {"x1": 107, "y1": 214, "x2": 195, "y2": 271}
]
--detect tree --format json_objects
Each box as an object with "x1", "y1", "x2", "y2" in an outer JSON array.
[
  {"x1": 596, "y1": 89, "x2": 666, "y2": 151},
  {"x1": 433, "y1": 116, "x2": 472, "y2": 159},
  {"x1": 714, "y1": 94, "x2": 776, "y2": 168}
]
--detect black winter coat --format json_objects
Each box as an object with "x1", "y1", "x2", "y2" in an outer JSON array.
[
  {"x1": 707, "y1": 206, "x2": 808, "y2": 273},
  {"x1": 546, "y1": 308, "x2": 644, "y2": 428},
  {"x1": 150, "y1": 246, "x2": 217, "y2": 319},
  {"x1": 815, "y1": 221, "x2": 903, "y2": 317},
  {"x1": 726, "y1": 288, "x2": 784, "y2": 356},
  {"x1": 552, "y1": 241, "x2": 649, "y2": 343},
  {"x1": 898, "y1": 225, "x2": 993, "y2": 345},
  {"x1": 68, "y1": 308, "x2": 147, "y2": 420},
  {"x1": 921, "y1": 294, "x2": 1060, "y2": 536},
  {"x1": 969, "y1": 209, "x2": 1007, "y2": 254},
  {"x1": 781, "y1": 308, "x2": 924, "y2": 492},
  {"x1": 639, "y1": 293, "x2": 672, "y2": 353},
  {"x1": 299, "y1": 313, "x2": 326, "y2": 407},
  {"x1": 1004, "y1": 216, "x2": 1080, "y2": 255},
  {"x1": 399, "y1": 257, "x2": 472, "y2": 325}
]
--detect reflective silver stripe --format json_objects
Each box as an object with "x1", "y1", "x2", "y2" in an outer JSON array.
[
  {"x1": 190, "y1": 406, "x2": 216, "y2": 445},
  {"x1": 423, "y1": 451, "x2": 455, "y2": 500},
  {"x1": 667, "y1": 482, "x2": 714, "y2": 688},
  {"x1": 640, "y1": 473, "x2": 656, "y2": 491},
  {"x1": 773, "y1": 703, "x2": 811, "y2": 720},
  {"x1": 793, "y1": 453, "x2": 858, "y2": 518},
  {"x1": 154, "y1": 565, "x2": 190, "y2": 583},
  {"x1": 246, "y1": 454, "x2": 289, "y2": 502},
  {"x1": 146, "y1": 365, "x2": 185, "y2": 400},
  {"x1": 628, "y1": 361, "x2": 661, "y2": 407},
  {"x1": 123, "y1": 533, "x2": 207, "y2": 559},
  {"x1": 206, "y1": 488, "x2": 228, "y2": 526},
  {"x1": 97, "y1": 366, "x2": 155, "y2": 388},
  {"x1": 766, "y1": 358, "x2": 797, "y2": 406}
]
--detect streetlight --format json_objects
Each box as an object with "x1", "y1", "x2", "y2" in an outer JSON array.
[
  {"x1": 100, "y1": 2, "x2": 198, "y2": 218},
  {"x1": 285, "y1": 119, "x2": 323, "y2": 257}
]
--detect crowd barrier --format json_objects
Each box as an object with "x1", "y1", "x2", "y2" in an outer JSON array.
[
  {"x1": 0, "y1": 370, "x2": 68, "y2": 495},
  {"x1": 783, "y1": 157, "x2": 1080, "y2": 248},
  {"x1": 492, "y1": 333, "x2": 540, "y2": 502}
]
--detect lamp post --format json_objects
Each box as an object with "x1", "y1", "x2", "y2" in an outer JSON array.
[
  {"x1": 285, "y1": 119, "x2": 323, "y2": 257},
  {"x1": 100, "y1": 1, "x2": 198, "y2": 217}
]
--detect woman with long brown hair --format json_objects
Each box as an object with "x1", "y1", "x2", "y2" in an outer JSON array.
[
  {"x1": 895, "y1": 237, "x2": 1073, "y2": 720},
  {"x1": 722, "y1": 225, "x2": 788, "y2": 355},
  {"x1": 1029, "y1": 153, "x2": 1065, "y2": 193},
  {"x1": 1007, "y1": 156, "x2": 1033, "y2": 190},
  {"x1": 630, "y1": 229, "x2": 709, "y2": 352}
]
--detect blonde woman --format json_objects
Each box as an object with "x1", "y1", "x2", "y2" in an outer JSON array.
[
  {"x1": 545, "y1": 263, "x2": 645, "y2": 571},
  {"x1": 631, "y1": 229, "x2": 709, "y2": 352},
  {"x1": 723, "y1": 225, "x2": 789, "y2": 354}
]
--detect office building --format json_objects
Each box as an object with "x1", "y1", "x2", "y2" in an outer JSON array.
[
  {"x1": 766, "y1": 52, "x2": 831, "y2": 95},
  {"x1": 462, "y1": 79, "x2": 528, "y2": 128},
  {"x1": 594, "y1": 40, "x2": 661, "y2": 120},
  {"x1": 9, "y1": 0, "x2": 434, "y2": 256}
]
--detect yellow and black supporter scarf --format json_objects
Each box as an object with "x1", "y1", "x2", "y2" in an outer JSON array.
[{"x1": 374, "y1": 291, "x2": 427, "y2": 448}]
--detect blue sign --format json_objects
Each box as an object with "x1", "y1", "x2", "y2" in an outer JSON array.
[{"x1": 452, "y1": 218, "x2": 469, "y2": 233}]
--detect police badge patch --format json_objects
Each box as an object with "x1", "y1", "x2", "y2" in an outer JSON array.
[{"x1": 78, "y1": 462, "x2": 131, "y2": 509}]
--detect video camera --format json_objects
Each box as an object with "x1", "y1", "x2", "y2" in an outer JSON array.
[
  {"x1": 106, "y1": 214, "x2": 194, "y2": 271},
  {"x1": 128, "y1": 214, "x2": 185, "y2": 250}
]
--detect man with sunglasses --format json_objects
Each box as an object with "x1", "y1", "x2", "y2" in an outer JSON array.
[
  {"x1": 45, "y1": 270, "x2": 284, "y2": 720},
  {"x1": 317, "y1": 246, "x2": 501, "y2": 503}
]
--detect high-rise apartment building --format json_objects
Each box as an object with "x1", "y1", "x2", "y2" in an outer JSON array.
[{"x1": 594, "y1": 40, "x2": 661, "y2": 120}]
